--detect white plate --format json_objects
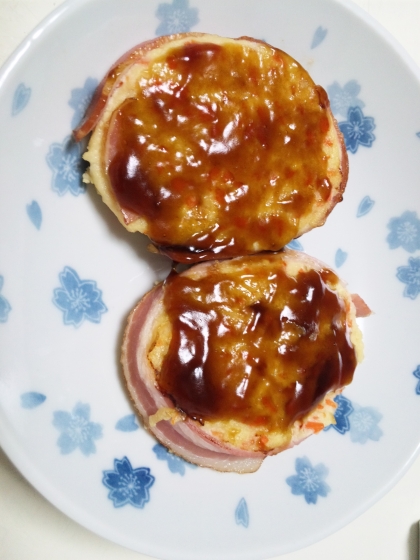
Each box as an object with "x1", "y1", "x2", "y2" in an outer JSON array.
[{"x1": 1, "y1": 0, "x2": 420, "y2": 558}]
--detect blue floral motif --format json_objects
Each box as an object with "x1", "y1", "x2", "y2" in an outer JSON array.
[
  {"x1": 115, "y1": 414, "x2": 139, "y2": 432},
  {"x1": 324, "y1": 394, "x2": 354, "y2": 434},
  {"x1": 286, "y1": 239, "x2": 304, "y2": 251},
  {"x1": 357, "y1": 196, "x2": 375, "y2": 218},
  {"x1": 235, "y1": 498, "x2": 249, "y2": 527},
  {"x1": 325, "y1": 396, "x2": 383, "y2": 444},
  {"x1": 387, "y1": 211, "x2": 420, "y2": 253},
  {"x1": 286, "y1": 456, "x2": 330, "y2": 504},
  {"x1": 416, "y1": 132, "x2": 420, "y2": 139},
  {"x1": 103, "y1": 457, "x2": 155, "y2": 508},
  {"x1": 46, "y1": 136, "x2": 86, "y2": 196},
  {"x1": 12, "y1": 83, "x2": 31, "y2": 116},
  {"x1": 396, "y1": 257, "x2": 420, "y2": 299},
  {"x1": 311, "y1": 26, "x2": 328, "y2": 49},
  {"x1": 339, "y1": 107, "x2": 376, "y2": 154},
  {"x1": 0, "y1": 276, "x2": 11, "y2": 323},
  {"x1": 69, "y1": 77, "x2": 98, "y2": 130},
  {"x1": 53, "y1": 402, "x2": 102, "y2": 455},
  {"x1": 21, "y1": 392, "x2": 47, "y2": 409},
  {"x1": 156, "y1": 0, "x2": 199, "y2": 36},
  {"x1": 153, "y1": 443, "x2": 197, "y2": 474},
  {"x1": 53, "y1": 266, "x2": 107, "y2": 327},
  {"x1": 335, "y1": 248, "x2": 348, "y2": 268},
  {"x1": 327, "y1": 80, "x2": 365, "y2": 119},
  {"x1": 349, "y1": 404, "x2": 383, "y2": 444},
  {"x1": 26, "y1": 200, "x2": 42, "y2": 230},
  {"x1": 413, "y1": 365, "x2": 420, "y2": 395}
]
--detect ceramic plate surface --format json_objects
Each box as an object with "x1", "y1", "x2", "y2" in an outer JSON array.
[{"x1": 1, "y1": 0, "x2": 420, "y2": 558}]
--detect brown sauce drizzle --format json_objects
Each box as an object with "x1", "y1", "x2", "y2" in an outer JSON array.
[
  {"x1": 107, "y1": 40, "x2": 333, "y2": 260},
  {"x1": 156, "y1": 255, "x2": 357, "y2": 431}
]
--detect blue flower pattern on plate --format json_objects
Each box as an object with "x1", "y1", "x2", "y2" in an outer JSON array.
[
  {"x1": 21, "y1": 392, "x2": 47, "y2": 409},
  {"x1": 156, "y1": 0, "x2": 199, "y2": 36},
  {"x1": 413, "y1": 364, "x2": 420, "y2": 395},
  {"x1": 413, "y1": 365, "x2": 420, "y2": 394},
  {"x1": 53, "y1": 266, "x2": 107, "y2": 327},
  {"x1": 357, "y1": 195, "x2": 375, "y2": 217},
  {"x1": 327, "y1": 80, "x2": 365, "y2": 119},
  {"x1": 325, "y1": 395, "x2": 383, "y2": 443},
  {"x1": 12, "y1": 83, "x2": 31, "y2": 116},
  {"x1": 396, "y1": 257, "x2": 420, "y2": 299},
  {"x1": 286, "y1": 457, "x2": 330, "y2": 504},
  {"x1": 349, "y1": 404, "x2": 383, "y2": 444},
  {"x1": 69, "y1": 77, "x2": 98, "y2": 130},
  {"x1": 0, "y1": 276, "x2": 11, "y2": 323},
  {"x1": 324, "y1": 394, "x2": 354, "y2": 434},
  {"x1": 311, "y1": 26, "x2": 328, "y2": 49},
  {"x1": 46, "y1": 135, "x2": 86, "y2": 196},
  {"x1": 103, "y1": 457, "x2": 155, "y2": 508},
  {"x1": 115, "y1": 414, "x2": 139, "y2": 432},
  {"x1": 53, "y1": 402, "x2": 102, "y2": 455},
  {"x1": 153, "y1": 443, "x2": 197, "y2": 475},
  {"x1": 286, "y1": 239, "x2": 304, "y2": 251},
  {"x1": 339, "y1": 106, "x2": 376, "y2": 154},
  {"x1": 235, "y1": 498, "x2": 249, "y2": 527},
  {"x1": 335, "y1": 248, "x2": 348, "y2": 268},
  {"x1": 26, "y1": 200, "x2": 42, "y2": 230},
  {"x1": 387, "y1": 211, "x2": 420, "y2": 253}
]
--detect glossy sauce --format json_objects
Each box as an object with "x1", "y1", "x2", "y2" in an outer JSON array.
[
  {"x1": 157, "y1": 255, "x2": 357, "y2": 430},
  {"x1": 107, "y1": 40, "x2": 334, "y2": 260}
]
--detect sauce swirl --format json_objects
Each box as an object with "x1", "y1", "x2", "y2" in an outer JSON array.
[
  {"x1": 156, "y1": 254, "x2": 357, "y2": 430},
  {"x1": 107, "y1": 40, "x2": 335, "y2": 260}
]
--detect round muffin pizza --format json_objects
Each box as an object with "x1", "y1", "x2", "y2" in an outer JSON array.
[
  {"x1": 75, "y1": 33, "x2": 348, "y2": 263},
  {"x1": 121, "y1": 250, "x2": 365, "y2": 473}
]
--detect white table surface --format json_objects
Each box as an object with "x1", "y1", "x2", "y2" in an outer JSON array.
[{"x1": 1, "y1": 1, "x2": 420, "y2": 559}]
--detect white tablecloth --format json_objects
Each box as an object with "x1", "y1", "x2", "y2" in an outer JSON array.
[{"x1": 1, "y1": 1, "x2": 420, "y2": 558}]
